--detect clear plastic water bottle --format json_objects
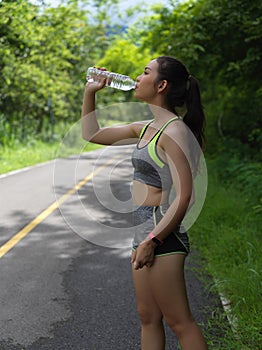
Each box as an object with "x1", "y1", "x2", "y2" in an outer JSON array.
[{"x1": 86, "y1": 67, "x2": 136, "y2": 91}]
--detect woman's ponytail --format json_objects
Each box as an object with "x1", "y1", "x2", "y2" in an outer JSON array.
[
  {"x1": 184, "y1": 75, "x2": 206, "y2": 150},
  {"x1": 156, "y1": 56, "x2": 206, "y2": 150},
  {"x1": 156, "y1": 56, "x2": 206, "y2": 175}
]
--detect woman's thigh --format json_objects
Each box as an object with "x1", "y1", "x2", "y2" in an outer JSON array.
[
  {"x1": 147, "y1": 254, "x2": 192, "y2": 324},
  {"x1": 132, "y1": 254, "x2": 163, "y2": 323}
]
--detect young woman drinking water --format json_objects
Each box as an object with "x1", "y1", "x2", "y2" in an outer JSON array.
[{"x1": 81, "y1": 56, "x2": 208, "y2": 350}]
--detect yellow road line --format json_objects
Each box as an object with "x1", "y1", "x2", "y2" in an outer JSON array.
[{"x1": 0, "y1": 155, "x2": 121, "y2": 259}]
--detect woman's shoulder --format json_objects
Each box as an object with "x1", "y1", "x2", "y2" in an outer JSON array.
[
  {"x1": 159, "y1": 119, "x2": 190, "y2": 153},
  {"x1": 164, "y1": 118, "x2": 188, "y2": 138}
]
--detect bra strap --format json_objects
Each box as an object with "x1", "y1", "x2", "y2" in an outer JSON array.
[
  {"x1": 153, "y1": 116, "x2": 181, "y2": 143},
  {"x1": 139, "y1": 120, "x2": 153, "y2": 139},
  {"x1": 147, "y1": 116, "x2": 181, "y2": 168}
]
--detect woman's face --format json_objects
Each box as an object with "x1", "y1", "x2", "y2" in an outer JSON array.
[{"x1": 134, "y1": 59, "x2": 160, "y2": 102}]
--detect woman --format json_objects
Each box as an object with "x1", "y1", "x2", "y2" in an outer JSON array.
[{"x1": 81, "y1": 56, "x2": 208, "y2": 349}]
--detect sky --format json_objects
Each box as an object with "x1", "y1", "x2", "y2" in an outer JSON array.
[
  {"x1": 45, "y1": 0, "x2": 171, "y2": 8},
  {"x1": 30, "y1": 0, "x2": 174, "y2": 25}
]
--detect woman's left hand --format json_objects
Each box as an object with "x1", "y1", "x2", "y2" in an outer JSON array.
[{"x1": 131, "y1": 240, "x2": 156, "y2": 270}]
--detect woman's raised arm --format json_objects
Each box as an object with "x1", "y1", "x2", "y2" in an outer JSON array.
[{"x1": 81, "y1": 77, "x2": 141, "y2": 145}]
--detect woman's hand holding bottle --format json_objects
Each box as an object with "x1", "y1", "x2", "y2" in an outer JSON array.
[{"x1": 85, "y1": 67, "x2": 107, "y2": 93}]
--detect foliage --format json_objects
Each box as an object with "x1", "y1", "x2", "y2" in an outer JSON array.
[
  {"x1": 128, "y1": 0, "x2": 262, "y2": 154},
  {"x1": 97, "y1": 38, "x2": 151, "y2": 78},
  {"x1": 191, "y1": 159, "x2": 262, "y2": 349},
  {"x1": 0, "y1": 0, "x2": 110, "y2": 145},
  {"x1": 93, "y1": 37, "x2": 153, "y2": 111},
  {"x1": 212, "y1": 138, "x2": 262, "y2": 214}
]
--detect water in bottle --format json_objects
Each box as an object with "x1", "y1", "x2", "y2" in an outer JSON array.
[{"x1": 86, "y1": 67, "x2": 136, "y2": 91}]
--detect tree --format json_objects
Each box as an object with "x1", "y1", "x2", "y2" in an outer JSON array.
[
  {"x1": 130, "y1": 0, "x2": 262, "y2": 153},
  {"x1": 0, "y1": 0, "x2": 109, "y2": 143}
]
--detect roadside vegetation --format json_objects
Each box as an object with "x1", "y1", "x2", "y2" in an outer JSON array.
[
  {"x1": 0, "y1": 0, "x2": 261, "y2": 347},
  {"x1": 0, "y1": 138, "x2": 101, "y2": 174},
  {"x1": 191, "y1": 157, "x2": 261, "y2": 349}
]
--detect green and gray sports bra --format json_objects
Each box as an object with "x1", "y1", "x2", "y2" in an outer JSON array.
[{"x1": 132, "y1": 116, "x2": 182, "y2": 190}]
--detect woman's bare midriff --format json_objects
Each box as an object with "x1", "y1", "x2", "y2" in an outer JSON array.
[{"x1": 132, "y1": 179, "x2": 170, "y2": 206}]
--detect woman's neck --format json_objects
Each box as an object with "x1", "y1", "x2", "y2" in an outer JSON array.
[{"x1": 148, "y1": 103, "x2": 176, "y2": 125}]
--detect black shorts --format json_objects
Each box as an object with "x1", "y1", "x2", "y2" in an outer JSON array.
[{"x1": 132, "y1": 204, "x2": 190, "y2": 256}]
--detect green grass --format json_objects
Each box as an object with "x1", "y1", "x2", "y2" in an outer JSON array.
[
  {"x1": 190, "y1": 159, "x2": 262, "y2": 349},
  {"x1": 0, "y1": 138, "x2": 102, "y2": 175}
]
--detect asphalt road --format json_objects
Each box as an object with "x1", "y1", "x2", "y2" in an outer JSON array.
[{"x1": 0, "y1": 146, "x2": 220, "y2": 350}]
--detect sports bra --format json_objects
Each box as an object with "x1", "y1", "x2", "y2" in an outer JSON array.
[{"x1": 132, "y1": 116, "x2": 182, "y2": 190}]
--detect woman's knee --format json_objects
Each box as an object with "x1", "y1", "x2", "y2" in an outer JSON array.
[
  {"x1": 137, "y1": 304, "x2": 163, "y2": 325},
  {"x1": 165, "y1": 314, "x2": 195, "y2": 338}
]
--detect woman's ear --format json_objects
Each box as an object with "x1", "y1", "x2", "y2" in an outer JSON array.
[{"x1": 157, "y1": 80, "x2": 168, "y2": 93}]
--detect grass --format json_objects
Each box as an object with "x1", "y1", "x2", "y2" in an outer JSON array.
[
  {"x1": 0, "y1": 138, "x2": 102, "y2": 175},
  {"x1": 0, "y1": 117, "x2": 129, "y2": 175},
  {"x1": 190, "y1": 159, "x2": 262, "y2": 349}
]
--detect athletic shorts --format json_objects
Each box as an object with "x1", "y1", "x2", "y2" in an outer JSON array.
[{"x1": 132, "y1": 204, "x2": 190, "y2": 256}]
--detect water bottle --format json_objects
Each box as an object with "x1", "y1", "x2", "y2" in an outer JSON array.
[{"x1": 86, "y1": 67, "x2": 136, "y2": 91}]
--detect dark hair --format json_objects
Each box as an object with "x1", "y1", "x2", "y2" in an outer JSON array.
[{"x1": 156, "y1": 56, "x2": 205, "y2": 150}]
